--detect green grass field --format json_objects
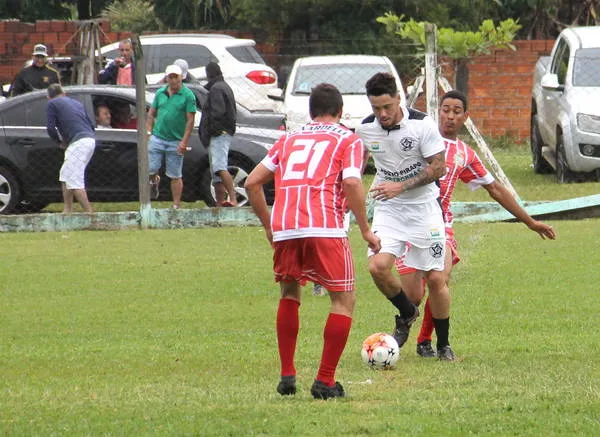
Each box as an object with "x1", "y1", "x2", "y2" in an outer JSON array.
[{"x1": 1, "y1": 220, "x2": 599, "y2": 435}]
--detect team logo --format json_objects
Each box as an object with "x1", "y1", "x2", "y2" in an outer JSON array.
[
  {"x1": 400, "y1": 137, "x2": 417, "y2": 151},
  {"x1": 429, "y1": 242, "x2": 444, "y2": 258},
  {"x1": 454, "y1": 151, "x2": 465, "y2": 167},
  {"x1": 368, "y1": 141, "x2": 382, "y2": 152}
]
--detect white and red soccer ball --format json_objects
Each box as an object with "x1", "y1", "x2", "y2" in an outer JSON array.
[{"x1": 361, "y1": 332, "x2": 400, "y2": 369}]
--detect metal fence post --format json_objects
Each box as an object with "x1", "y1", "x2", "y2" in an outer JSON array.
[{"x1": 424, "y1": 23, "x2": 439, "y2": 123}]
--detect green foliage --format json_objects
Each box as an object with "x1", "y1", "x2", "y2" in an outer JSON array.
[
  {"x1": 101, "y1": 0, "x2": 160, "y2": 33},
  {"x1": 0, "y1": 0, "x2": 71, "y2": 20},
  {"x1": 153, "y1": 0, "x2": 232, "y2": 30},
  {"x1": 377, "y1": 13, "x2": 522, "y2": 59}
]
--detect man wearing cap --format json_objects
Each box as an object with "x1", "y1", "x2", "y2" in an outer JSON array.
[
  {"x1": 199, "y1": 61, "x2": 238, "y2": 207},
  {"x1": 146, "y1": 64, "x2": 197, "y2": 209},
  {"x1": 158, "y1": 59, "x2": 199, "y2": 84},
  {"x1": 9, "y1": 44, "x2": 60, "y2": 97}
]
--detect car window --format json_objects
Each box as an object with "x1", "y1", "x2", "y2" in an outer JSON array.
[
  {"x1": 14, "y1": 98, "x2": 48, "y2": 126},
  {"x1": 146, "y1": 44, "x2": 217, "y2": 74},
  {"x1": 226, "y1": 46, "x2": 265, "y2": 64},
  {"x1": 573, "y1": 48, "x2": 600, "y2": 87},
  {"x1": 91, "y1": 95, "x2": 139, "y2": 129},
  {"x1": 292, "y1": 63, "x2": 392, "y2": 95}
]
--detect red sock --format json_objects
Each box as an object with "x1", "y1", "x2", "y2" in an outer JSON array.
[
  {"x1": 277, "y1": 298, "x2": 300, "y2": 377},
  {"x1": 316, "y1": 313, "x2": 352, "y2": 386},
  {"x1": 417, "y1": 297, "x2": 434, "y2": 344}
]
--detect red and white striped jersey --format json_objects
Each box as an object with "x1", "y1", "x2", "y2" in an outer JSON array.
[
  {"x1": 261, "y1": 122, "x2": 364, "y2": 242},
  {"x1": 439, "y1": 138, "x2": 495, "y2": 227}
]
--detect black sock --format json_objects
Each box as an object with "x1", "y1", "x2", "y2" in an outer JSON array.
[
  {"x1": 433, "y1": 317, "x2": 450, "y2": 349},
  {"x1": 388, "y1": 290, "x2": 415, "y2": 319}
]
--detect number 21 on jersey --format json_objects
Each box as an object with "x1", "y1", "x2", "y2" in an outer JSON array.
[{"x1": 282, "y1": 138, "x2": 330, "y2": 181}]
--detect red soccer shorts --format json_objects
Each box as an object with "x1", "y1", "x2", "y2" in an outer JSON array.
[{"x1": 273, "y1": 237, "x2": 355, "y2": 292}]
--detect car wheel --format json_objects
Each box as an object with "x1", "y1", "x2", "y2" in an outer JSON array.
[
  {"x1": 200, "y1": 154, "x2": 254, "y2": 207},
  {"x1": 555, "y1": 134, "x2": 576, "y2": 184},
  {"x1": 0, "y1": 166, "x2": 22, "y2": 214},
  {"x1": 530, "y1": 115, "x2": 552, "y2": 174}
]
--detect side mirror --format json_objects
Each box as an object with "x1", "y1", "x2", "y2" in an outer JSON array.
[{"x1": 541, "y1": 73, "x2": 563, "y2": 91}]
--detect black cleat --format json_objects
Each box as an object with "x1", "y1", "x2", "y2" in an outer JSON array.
[
  {"x1": 437, "y1": 345, "x2": 456, "y2": 361},
  {"x1": 310, "y1": 380, "x2": 345, "y2": 400},
  {"x1": 277, "y1": 375, "x2": 297, "y2": 395},
  {"x1": 393, "y1": 305, "x2": 419, "y2": 348},
  {"x1": 416, "y1": 340, "x2": 436, "y2": 358}
]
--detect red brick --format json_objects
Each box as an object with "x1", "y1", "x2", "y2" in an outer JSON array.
[
  {"x1": 50, "y1": 21, "x2": 66, "y2": 32},
  {"x1": 65, "y1": 21, "x2": 77, "y2": 33}
]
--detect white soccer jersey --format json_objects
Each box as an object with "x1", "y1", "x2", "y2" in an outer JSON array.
[{"x1": 356, "y1": 106, "x2": 445, "y2": 206}]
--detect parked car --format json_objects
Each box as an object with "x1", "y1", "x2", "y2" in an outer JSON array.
[
  {"x1": 101, "y1": 34, "x2": 279, "y2": 110},
  {"x1": 0, "y1": 85, "x2": 279, "y2": 214},
  {"x1": 531, "y1": 26, "x2": 600, "y2": 183},
  {"x1": 268, "y1": 55, "x2": 405, "y2": 131}
]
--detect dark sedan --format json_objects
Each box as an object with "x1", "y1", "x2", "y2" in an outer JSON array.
[{"x1": 0, "y1": 85, "x2": 282, "y2": 214}]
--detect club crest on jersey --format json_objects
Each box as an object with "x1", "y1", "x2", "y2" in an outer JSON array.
[
  {"x1": 454, "y1": 151, "x2": 466, "y2": 167},
  {"x1": 400, "y1": 137, "x2": 417, "y2": 151},
  {"x1": 429, "y1": 242, "x2": 444, "y2": 258}
]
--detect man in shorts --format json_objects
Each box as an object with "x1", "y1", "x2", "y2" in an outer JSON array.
[
  {"x1": 355, "y1": 73, "x2": 453, "y2": 358},
  {"x1": 146, "y1": 64, "x2": 196, "y2": 208},
  {"x1": 199, "y1": 62, "x2": 237, "y2": 206},
  {"x1": 396, "y1": 90, "x2": 557, "y2": 359},
  {"x1": 46, "y1": 84, "x2": 95, "y2": 213},
  {"x1": 245, "y1": 83, "x2": 380, "y2": 400}
]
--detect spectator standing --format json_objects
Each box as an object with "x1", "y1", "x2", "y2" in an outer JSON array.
[
  {"x1": 146, "y1": 64, "x2": 196, "y2": 209},
  {"x1": 46, "y1": 84, "x2": 95, "y2": 213},
  {"x1": 158, "y1": 59, "x2": 200, "y2": 84},
  {"x1": 199, "y1": 62, "x2": 238, "y2": 207},
  {"x1": 98, "y1": 39, "x2": 136, "y2": 85},
  {"x1": 9, "y1": 44, "x2": 60, "y2": 97},
  {"x1": 245, "y1": 83, "x2": 380, "y2": 400}
]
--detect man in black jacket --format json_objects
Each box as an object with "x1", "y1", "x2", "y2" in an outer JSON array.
[
  {"x1": 9, "y1": 44, "x2": 60, "y2": 97},
  {"x1": 199, "y1": 62, "x2": 238, "y2": 206}
]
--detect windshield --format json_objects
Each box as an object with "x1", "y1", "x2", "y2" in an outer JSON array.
[
  {"x1": 292, "y1": 63, "x2": 392, "y2": 95},
  {"x1": 573, "y1": 48, "x2": 600, "y2": 86}
]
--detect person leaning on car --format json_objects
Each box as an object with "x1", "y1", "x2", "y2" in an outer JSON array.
[
  {"x1": 199, "y1": 62, "x2": 238, "y2": 207},
  {"x1": 9, "y1": 44, "x2": 60, "y2": 97}
]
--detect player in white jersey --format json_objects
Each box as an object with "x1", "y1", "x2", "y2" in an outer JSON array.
[
  {"x1": 396, "y1": 90, "x2": 556, "y2": 359},
  {"x1": 355, "y1": 72, "x2": 453, "y2": 357},
  {"x1": 245, "y1": 83, "x2": 380, "y2": 399}
]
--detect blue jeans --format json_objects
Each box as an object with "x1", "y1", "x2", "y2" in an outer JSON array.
[
  {"x1": 148, "y1": 135, "x2": 183, "y2": 179},
  {"x1": 209, "y1": 133, "x2": 232, "y2": 183}
]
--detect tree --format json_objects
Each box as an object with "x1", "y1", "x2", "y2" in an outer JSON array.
[
  {"x1": 102, "y1": 0, "x2": 160, "y2": 33},
  {"x1": 153, "y1": 0, "x2": 232, "y2": 30}
]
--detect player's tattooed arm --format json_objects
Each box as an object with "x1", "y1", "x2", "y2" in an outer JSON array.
[
  {"x1": 369, "y1": 150, "x2": 446, "y2": 200},
  {"x1": 401, "y1": 150, "x2": 446, "y2": 191}
]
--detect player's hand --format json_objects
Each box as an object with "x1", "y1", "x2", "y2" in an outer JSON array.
[
  {"x1": 363, "y1": 230, "x2": 381, "y2": 253},
  {"x1": 177, "y1": 142, "x2": 188, "y2": 155},
  {"x1": 370, "y1": 182, "x2": 403, "y2": 201},
  {"x1": 530, "y1": 221, "x2": 557, "y2": 240}
]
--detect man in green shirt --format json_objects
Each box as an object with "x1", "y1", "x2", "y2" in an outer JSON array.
[{"x1": 146, "y1": 64, "x2": 197, "y2": 208}]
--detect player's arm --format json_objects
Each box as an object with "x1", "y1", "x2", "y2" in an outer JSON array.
[
  {"x1": 483, "y1": 181, "x2": 557, "y2": 240},
  {"x1": 370, "y1": 150, "x2": 446, "y2": 200},
  {"x1": 146, "y1": 107, "x2": 157, "y2": 134},
  {"x1": 343, "y1": 176, "x2": 380, "y2": 253},
  {"x1": 245, "y1": 163, "x2": 274, "y2": 244}
]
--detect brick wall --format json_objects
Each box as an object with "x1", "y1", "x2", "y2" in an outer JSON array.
[{"x1": 0, "y1": 19, "x2": 554, "y2": 141}]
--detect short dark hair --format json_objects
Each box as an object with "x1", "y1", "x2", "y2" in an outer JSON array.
[
  {"x1": 365, "y1": 72, "x2": 397, "y2": 97},
  {"x1": 95, "y1": 103, "x2": 110, "y2": 115},
  {"x1": 441, "y1": 90, "x2": 468, "y2": 112},
  {"x1": 47, "y1": 83, "x2": 64, "y2": 99},
  {"x1": 309, "y1": 83, "x2": 343, "y2": 119}
]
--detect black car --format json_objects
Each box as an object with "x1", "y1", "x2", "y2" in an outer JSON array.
[{"x1": 0, "y1": 85, "x2": 282, "y2": 214}]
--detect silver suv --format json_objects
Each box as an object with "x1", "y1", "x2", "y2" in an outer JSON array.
[{"x1": 101, "y1": 34, "x2": 279, "y2": 109}]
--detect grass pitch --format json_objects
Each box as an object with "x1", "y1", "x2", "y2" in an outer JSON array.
[{"x1": 1, "y1": 221, "x2": 599, "y2": 436}]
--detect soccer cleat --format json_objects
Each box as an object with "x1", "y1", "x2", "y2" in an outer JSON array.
[
  {"x1": 416, "y1": 340, "x2": 436, "y2": 358},
  {"x1": 310, "y1": 380, "x2": 345, "y2": 400},
  {"x1": 277, "y1": 375, "x2": 297, "y2": 396},
  {"x1": 393, "y1": 305, "x2": 420, "y2": 348},
  {"x1": 312, "y1": 283, "x2": 326, "y2": 296},
  {"x1": 150, "y1": 175, "x2": 160, "y2": 199},
  {"x1": 437, "y1": 345, "x2": 456, "y2": 361}
]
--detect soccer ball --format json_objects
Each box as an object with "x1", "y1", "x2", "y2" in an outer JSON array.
[{"x1": 361, "y1": 332, "x2": 400, "y2": 369}]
